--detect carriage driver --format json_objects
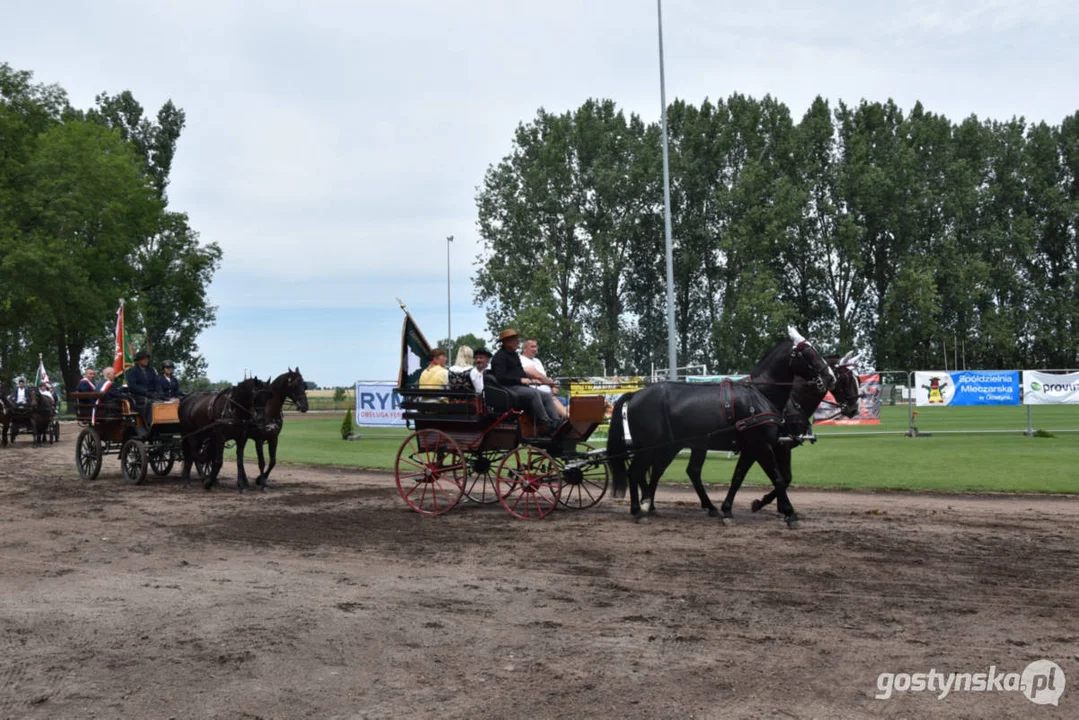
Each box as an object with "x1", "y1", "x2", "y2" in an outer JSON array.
[
  {"x1": 10, "y1": 377, "x2": 28, "y2": 406},
  {"x1": 157, "y1": 360, "x2": 185, "y2": 400},
  {"x1": 491, "y1": 329, "x2": 560, "y2": 435},
  {"x1": 124, "y1": 350, "x2": 159, "y2": 428}
]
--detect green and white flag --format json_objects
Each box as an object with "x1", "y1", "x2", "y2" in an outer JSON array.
[
  {"x1": 398, "y1": 307, "x2": 432, "y2": 389},
  {"x1": 34, "y1": 357, "x2": 51, "y2": 389}
]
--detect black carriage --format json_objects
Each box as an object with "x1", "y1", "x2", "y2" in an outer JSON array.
[
  {"x1": 394, "y1": 382, "x2": 612, "y2": 520},
  {"x1": 70, "y1": 393, "x2": 207, "y2": 484},
  {"x1": 6, "y1": 401, "x2": 59, "y2": 445}
]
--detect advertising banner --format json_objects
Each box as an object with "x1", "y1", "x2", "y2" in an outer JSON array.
[
  {"x1": 567, "y1": 377, "x2": 646, "y2": 423},
  {"x1": 914, "y1": 371, "x2": 1020, "y2": 406},
  {"x1": 355, "y1": 382, "x2": 405, "y2": 426},
  {"x1": 814, "y1": 373, "x2": 882, "y2": 425},
  {"x1": 684, "y1": 374, "x2": 748, "y2": 384},
  {"x1": 1022, "y1": 371, "x2": 1079, "y2": 405}
]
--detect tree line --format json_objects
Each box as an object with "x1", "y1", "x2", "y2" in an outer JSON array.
[
  {"x1": 0, "y1": 63, "x2": 221, "y2": 393},
  {"x1": 474, "y1": 95, "x2": 1079, "y2": 377}
]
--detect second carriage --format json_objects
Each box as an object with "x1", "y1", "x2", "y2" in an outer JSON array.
[
  {"x1": 70, "y1": 393, "x2": 212, "y2": 484},
  {"x1": 394, "y1": 381, "x2": 613, "y2": 520}
]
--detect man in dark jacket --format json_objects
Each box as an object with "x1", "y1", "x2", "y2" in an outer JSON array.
[
  {"x1": 491, "y1": 328, "x2": 558, "y2": 434},
  {"x1": 157, "y1": 360, "x2": 185, "y2": 399},
  {"x1": 124, "y1": 350, "x2": 158, "y2": 428}
]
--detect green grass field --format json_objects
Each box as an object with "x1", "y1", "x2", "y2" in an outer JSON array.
[{"x1": 253, "y1": 405, "x2": 1079, "y2": 494}]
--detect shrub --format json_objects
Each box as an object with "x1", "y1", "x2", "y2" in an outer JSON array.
[
  {"x1": 334, "y1": 387, "x2": 347, "y2": 402},
  {"x1": 340, "y1": 409, "x2": 354, "y2": 440}
]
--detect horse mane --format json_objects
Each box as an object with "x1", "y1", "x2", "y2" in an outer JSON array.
[{"x1": 748, "y1": 337, "x2": 795, "y2": 378}]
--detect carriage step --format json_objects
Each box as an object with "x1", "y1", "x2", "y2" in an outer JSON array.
[
  {"x1": 778, "y1": 434, "x2": 817, "y2": 446},
  {"x1": 562, "y1": 448, "x2": 608, "y2": 472}
]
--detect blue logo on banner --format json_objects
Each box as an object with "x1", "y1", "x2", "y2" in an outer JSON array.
[{"x1": 950, "y1": 371, "x2": 1020, "y2": 406}]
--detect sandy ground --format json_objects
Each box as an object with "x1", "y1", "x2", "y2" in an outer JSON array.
[{"x1": 1, "y1": 426, "x2": 1078, "y2": 719}]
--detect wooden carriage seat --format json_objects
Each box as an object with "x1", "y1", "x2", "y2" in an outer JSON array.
[{"x1": 151, "y1": 402, "x2": 180, "y2": 425}]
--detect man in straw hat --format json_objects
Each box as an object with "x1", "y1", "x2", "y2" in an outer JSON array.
[{"x1": 491, "y1": 328, "x2": 559, "y2": 435}]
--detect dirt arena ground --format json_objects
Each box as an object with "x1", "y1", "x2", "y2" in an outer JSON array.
[{"x1": 1, "y1": 428, "x2": 1077, "y2": 719}]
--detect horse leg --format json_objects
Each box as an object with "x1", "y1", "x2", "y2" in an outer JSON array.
[
  {"x1": 685, "y1": 447, "x2": 718, "y2": 516},
  {"x1": 626, "y1": 452, "x2": 645, "y2": 519},
  {"x1": 257, "y1": 435, "x2": 278, "y2": 490},
  {"x1": 180, "y1": 437, "x2": 195, "y2": 488},
  {"x1": 754, "y1": 444, "x2": 799, "y2": 529},
  {"x1": 752, "y1": 445, "x2": 791, "y2": 513},
  {"x1": 719, "y1": 451, "x2": 756, "y2": 524},
  {"x1": 641, "y1": 447, "x2": 679, "y2": 517},
  {"x1": 235, "y1": 436, "x2": 250, "y2": 492},
  {"x1": 205, "y1": 433, "x2": 224, "y2": 491},
  {"x1": 254, "y1": 436, "x2": 267, "y2": 485}
]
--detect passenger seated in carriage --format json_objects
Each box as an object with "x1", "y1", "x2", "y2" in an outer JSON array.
[
  {"x1": 473, "y1": 347, "x2": 492, "y2": 373},
  {"x1": 91, "y1": 368, "x2": 123, "y2": 422},
  {"x1": 418, "y1": 348, "x2": 449, "y2": 390},
  {"x1": 520, "y1": 338, "x2": 568, "y2": 420},
  {"x1": 447, "y1": 346, "x2": 484, "y2": 394}
]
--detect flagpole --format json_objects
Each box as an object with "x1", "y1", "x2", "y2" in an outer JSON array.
[
  {"x1": 657, "y1": 0, "x2": 678, "y2": 381},
  {"x1": 446, "y1": 235, "x2": 453, "y2": 353}
]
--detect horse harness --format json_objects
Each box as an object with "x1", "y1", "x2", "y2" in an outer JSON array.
[{"x1": 718, "y1": 378, "x2": 785, "y2": 433}]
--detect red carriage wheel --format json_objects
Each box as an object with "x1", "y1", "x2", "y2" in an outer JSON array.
[
  {"x1": 395, "y1": 429, "x2": 466, "y2": 516},
  {"x1": 557, "y1": 443, "x2": 609, "y2": 510},
  {"x1": 495, "y1": 445, "x2": 561, "y2": 520}
]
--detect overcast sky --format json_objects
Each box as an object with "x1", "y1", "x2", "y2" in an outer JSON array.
[{"x1": 6, "y1": 0, "x2": 1077, "y2": 384}]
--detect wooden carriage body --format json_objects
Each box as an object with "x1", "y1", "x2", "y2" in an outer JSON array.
[
  {"x1": 70, "y1": 392, "x2": 184, "y2": 484},
  {"x1": 394, "y1": 385, "x2": 610, "y2": 519}
]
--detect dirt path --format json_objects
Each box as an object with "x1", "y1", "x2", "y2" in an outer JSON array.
[{"x1": 1, "y1": 430, "x2": 1077, "y2": 719}]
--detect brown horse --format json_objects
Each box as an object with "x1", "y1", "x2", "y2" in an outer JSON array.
[
  {"x1": 177, "y1": 378, "x2": 267, "y2": 491},
  {"x1": 247, "y1": 368, "x2": 309, "y2": 491}
]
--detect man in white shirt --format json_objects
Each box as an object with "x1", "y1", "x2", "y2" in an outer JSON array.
[
  {"x1": 520, "y1": 339, "x2": 568, "y2": 420},
  {"x1": 12, "y1": 377, "x2": 28, "y2": 406}
]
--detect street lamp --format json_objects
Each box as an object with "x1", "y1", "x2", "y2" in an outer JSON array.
[
  {"x1": 657, "y1": 0, "x2": 678, "y2": 381},
  {"x1": 446, "y1": 235, "x2": 453, "y2": 351}
]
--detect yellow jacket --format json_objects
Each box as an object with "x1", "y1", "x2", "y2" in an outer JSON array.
[{"x1": 419, "y1": 364, "x2": 448, "y2": 390}]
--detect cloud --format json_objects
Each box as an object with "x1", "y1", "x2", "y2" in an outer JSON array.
[{"x1": 6, "y1": 0, "x2": 1078, "y2": 384}]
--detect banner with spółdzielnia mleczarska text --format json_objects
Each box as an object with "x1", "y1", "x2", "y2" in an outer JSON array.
[{"x1": 914, "y1": 371, "x2": 1020, "y2": 406}]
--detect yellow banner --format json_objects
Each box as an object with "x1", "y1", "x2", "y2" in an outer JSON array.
[{"x1": 568, "y1": 377, "x2": 645, "y2": 398}]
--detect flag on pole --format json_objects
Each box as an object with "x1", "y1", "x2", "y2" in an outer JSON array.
[
  {"x1": 397, "y1": 303, "x2": 432, "y2": 389},
  {"x1": 34, "y1": 354, "x2": 51, "y2": 390},
  {"x1": 113, "y1": 299, "x2": 126, "y2": 377}
]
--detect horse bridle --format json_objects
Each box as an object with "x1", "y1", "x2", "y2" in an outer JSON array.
[{"x1": 790, "y1": 340, "x2": 834, "y2": 393}]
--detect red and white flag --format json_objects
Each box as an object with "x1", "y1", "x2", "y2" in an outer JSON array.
[{"x1": 113, "y1": 299, "x2": 125, "y2": 377}]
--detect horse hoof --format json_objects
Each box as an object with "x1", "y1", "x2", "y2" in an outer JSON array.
[
  {"x1": 750, "y1": 499, "x2": 762, "y2": 513},
  {"x1": 786, "y1": 516, "x2": 800, "y2": 530},
  {"x1": 707, "y1": 507, "x2": 719, "y2": 518},
  {"x1": 721, "y1": 516, "x2": 734, "y2": 527}
]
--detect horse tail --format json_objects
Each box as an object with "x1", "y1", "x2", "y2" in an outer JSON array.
[{"x1": 608, "y1": 392, "x2": 635, "y2": 499}]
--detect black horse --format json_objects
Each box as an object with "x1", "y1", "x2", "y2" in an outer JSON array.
[
  {"x1": 0, "y1": 382, "x2": 10, "y2": 446},
  {"x1": 695, "y1": 353, "x2": 862, "y2": 522},
  {"x1": 246, "y1": 368, "x2": 309, "y2": 492},
  {"x1": 178, "y1": 378, "x2": 267, "y2": 491},
  {"x1": 8, "y1": 387, "x2": 56, "y2": 447},
  {"x1": 607, "y1": 328, "x2": 836, "y2": 528}
]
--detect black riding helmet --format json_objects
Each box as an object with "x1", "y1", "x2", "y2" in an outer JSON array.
[{"x1": 162, "y1": 360, "x2": 175, "y2": 369}]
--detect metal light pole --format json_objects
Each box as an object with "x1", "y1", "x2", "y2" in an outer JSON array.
[
  {"x1": 657, "y1": 0, "x2": 678, "y2": 381},
  {"x1": 446, "y1": 235, "x2": 453, "y2": 350}
]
